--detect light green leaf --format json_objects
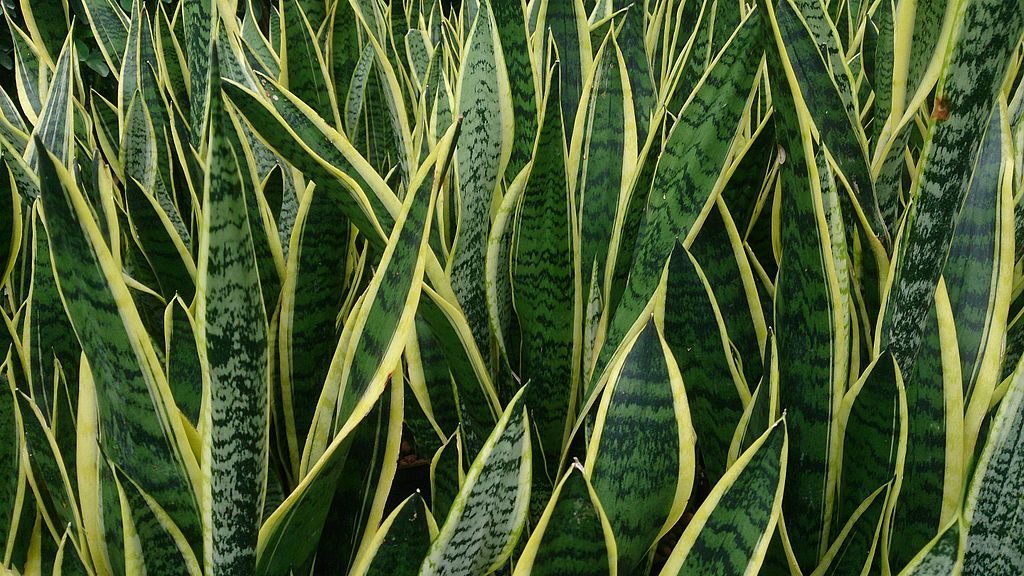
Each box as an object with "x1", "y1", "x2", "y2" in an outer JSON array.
[
  {"x1": 879, "y1": 0, "x2": 1024, "y2": 374},
  {"x1": 962, "y1": 353, "x2": 1024, "y2": 575},
  {"x1": 419, "y1": 387, "x2": 531, "y2": 576},
  {"x1": 453, "y1": 0, "x2": 512, "y2": 360},
  {"x1": 196, "y1": 56, "x2": 270, "y2": 574}
]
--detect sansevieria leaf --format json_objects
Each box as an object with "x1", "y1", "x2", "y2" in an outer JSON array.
[
  {"x1": 453, "y1": 0, "x2": 512, "y2": 359},
  {"x1": 879, "y1": 0, "x2": 1024, "y2": 374},
  {"x1": 591, "y1": 9, "x2": 761, "y2": 391},
  {"x1": 256, "y1": 123, "x2": 451, "y2": 574},
  {"x1": 770, "y1": 0, "x2": 887, "y2": 247},
  {"x1": 79, "y1": 0, "x2": 129, "y2": 77},
  {"x1": 659, "y1": 418, "x2": 787, "y2": 575},
  {"x1": 954, "y1": 100, "x2": 1015, "y2": 461},
  {"x1": 512, "y1": 463, "x2": 617, "y2": 576},
  {"x1": 280, "y1": 0, "x2": 340, "y2": 129},
  {"x1": 183, "y1": 0, "x2": 214, "y2": 141},
  {"x1": 419, "y1": 387, "x2": 531, "y2": 576},
  {"x1": 511, "y1": 67, "x2": 576, "y2": 477},
  {"x1": 278, "y1": 174, "x2": 351, "y2": 475},
  {"x1": 196, "y1": 54, "x2": 270, "y2": 574},
  {"x1": 586, "y1": 318, "x2": 695, "y2": 572},
  {"x1": 961, "y1": 354, "x2": 1024, "y2": 575},
  {"x1": 0, "y1": 157, "x2": 20, "y2": 287},
  {"x1": 25, "y1": 34, "x2": 74, "y2": 170},
  {"x1": 663, "y1": 242, "x2": 748, "y2": 480},
  {"x1": 899, "y1": 520, "x2": 961, "y2": 576},
  {"x1": 26, "y1": 204, "x2": 79, "y2": 405},
  {"x1": 492, "y1": 0, "x2": 537, "y2": 177},
  {"x1": 814, "y1": 483, "x2": 890, "y2": 576},
  {"x1": 576, "y1": 29, "x2": 635, "y2": 327},
  {"x1": 834, "y1": 352, "x2": 906, "y2": 535},
  {"x1": 37, "y1": 138, "x2": 203, "y2": 566},
  {"x1": 889, "y1": 281, "x2": 964, "y2": 569},
  {"x1": 762, "y1": 0, "x2": 848, "y2": 564},
  {"x1": 350, "y1": 493, "x2": 438, "y2": 576},
  {"x1": 0, "y1": 364, "x2": 19, "y2": 558},
  {"x1": 538, "y1": 0, "x2": 591, "y2": 141}
]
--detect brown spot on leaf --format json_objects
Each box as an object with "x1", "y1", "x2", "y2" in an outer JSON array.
[{"x1": 932, "y1": 97, "x2": 951, "y2": 122}]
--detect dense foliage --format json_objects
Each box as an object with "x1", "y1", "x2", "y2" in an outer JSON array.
[{"x1": 0, "y1": 0, "x2": 1023, "y2": 574}]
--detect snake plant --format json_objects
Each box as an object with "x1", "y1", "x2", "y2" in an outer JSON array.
[{"x1": 1, "y1": 0, "x2": 1023, "y2": 574}]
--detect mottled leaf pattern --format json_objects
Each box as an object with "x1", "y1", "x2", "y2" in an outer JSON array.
[
  {"x1": 453, "y1": 0, "x2": 511, "y2": 360},
  {"x1": 513, "y1": 464, "x2": 615, "y2": 576},
  {"x1": 588, "y1": 319, "x2": 695, "y2": 572},
  {"x1": 592, "y1": 11, "x2": 761, "y2": 389},
  {"x1": 962, "y1": 356, "x2": 1024, "y2": 575},
  {"x1": 419, "y1": 388, "x2": 531, "y2": 576},
  {"x1": 880, "y1": 0, "x2": 1024, "y2": 373},
  {"x1": 1, "y1": 0, "x2": 1021, "y2": 573},
  {"x1": 197, "y1": 64, "x2": 270, "y2": 574},
  {"x1": 659, "y1": 420, "x2": 787, "y2": 575}
]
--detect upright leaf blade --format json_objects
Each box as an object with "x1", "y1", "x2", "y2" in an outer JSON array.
[
  {"x1": 512, "y1": 464, "x2": 616, "y2": 576},
  {"x1": 762, "y1": 0, "x2": 848, "y2": 561},
  {"x1": 962, "y1": 355, "x2": 1024, "y2": 575},
  {"x1": 196, "y1": 60, "x2": 270, "y2": 574},
  {"x1": 38, "y1": 140, "x2": 203, "y2": 560},
  {"x1": 880, "y1": 0, "x2": 1024, "y2": 374},
  {"x1": 659, "y1": 420, "x2": 788, "y2": 575},
  {"x1": 419, "y1": 388, "x2": 532, "y2": 576},
  {"x1": 256, "y1": 125, "x2": 449, "y2": 574},
  {"x1": 592, "y1": 10, "x2": 761, "y2": 391},
  {"x1": 278, "y1": 179, "x2": 350, "y2": 474},
  {"x1": 25, "y1": 35, "x2": 74, "y2": 170},
  {"x1": 351, "y1": 494, "x2": 437, "y2": 576},
  {"x1": 663, "y1": 243, "x2": 748, "y2": 480},
  {"x1": 834, "y1": 352, "x2": 906, "y2": 534},
  {"x1": 587, "y1": 319, "x2": 695, "y2": 572},
  {"x1": 511, "y1": 70, "x2": 576, "y2": 476},
  {"x1": 453, "y1": 0, "x2": 512, "y2": 359},
  {"x1": 493, "y1": 0, "x2": 538, "y2": 177}
]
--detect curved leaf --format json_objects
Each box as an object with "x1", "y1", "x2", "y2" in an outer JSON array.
[
  {"x1": 659, "y1": 419, "x2": 787, "y2": 575},
  {"x1": 962, "y1": 354, "x2": 1024, "y2": 575},
  {"x1": 663, "y1": 242, "x2": 748, "y2": 480},
  {"x1": 38, "y1": 139, "x2": 203, "y2": 558},
  {"x1": 512, "y1": 464, "x2": 616, "y2": 576},
  {"x1": 256, "y1": 125, "x2": 447, "y2": 575},
  {"x1": 419, "y1": 387, "x2": 531, "y2": 576},
  {"x1": 591, "y1": 9, "x2": 761, "y2": 392},
  {"x1": 586, "y1": 318, "x2": 695, "y2": 572},
  {"x1": 352, "y1": 493, "x2": 437, "y2": 576}
]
